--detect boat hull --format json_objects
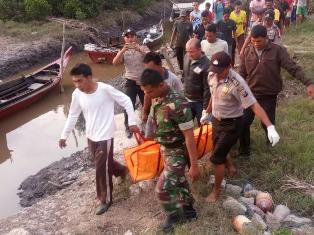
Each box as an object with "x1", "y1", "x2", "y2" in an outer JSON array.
[
  {"x1": 0, "y1": 47, "x2": 72, "y2": 120},
  {"x1": 86, "y1": 50, "x2": 118, "y2": 64},
  {"x1": 0, "y1": 79, "x2": 60, "y2": 120}
]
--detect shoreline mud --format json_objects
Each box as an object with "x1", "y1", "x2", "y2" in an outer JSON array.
[{"x1": 0, "y1": 1, "x2": 172, "y2": 81}]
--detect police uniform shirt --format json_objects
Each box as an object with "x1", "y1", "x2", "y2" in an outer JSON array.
[
  {"x1": 208, "y1": 69, "x2": 257, "y2": 120},
  {"x1": 123, "y1": 45, "x2": 150, "y2": 82}
]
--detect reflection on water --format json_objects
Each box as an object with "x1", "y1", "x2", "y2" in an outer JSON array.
[{"x1": 0, "y1": 52, "x2": 123, "y2": 218}]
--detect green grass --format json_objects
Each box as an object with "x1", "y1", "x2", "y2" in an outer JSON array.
[
  {"x1": 150, "y1": 14, "x2": 314, "y2": 235},
  {"x1": 232, "y1": 19, "x2": 314, "y2": 217},
  {"x1": 283, "y1": 19, "x2": 314, "y2": 77},
  {"x1": 236, "y1": 98, "x2": 314, "y2": 216},
  {"x1": 0, "y1": 20, "x2": 59, "y2": 39}
]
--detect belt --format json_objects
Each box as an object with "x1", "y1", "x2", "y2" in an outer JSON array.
[{"x1": 213, "y1": 116, "x2": 243, "y2": 122}]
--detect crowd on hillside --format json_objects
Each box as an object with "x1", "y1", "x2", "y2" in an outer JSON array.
[{"x1": 58, "y1": 0, "x2": 313, "y2": 233}]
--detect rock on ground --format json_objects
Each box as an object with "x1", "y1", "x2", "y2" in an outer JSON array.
[
  {"x1": 222, "y1": 197, "x2": 247, "y2": 216},
  {"x1": 225, "y1": 184, "x2": 242, "y2": 198}
]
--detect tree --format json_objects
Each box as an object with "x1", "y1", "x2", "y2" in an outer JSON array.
[
  {"x1": 24, "y1": 0, "x2": 52, "y2": 20},
  {"x1": 0, "y1": 0, "x2": 25, "y2": 21}
]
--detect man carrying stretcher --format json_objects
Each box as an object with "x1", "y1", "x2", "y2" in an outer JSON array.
[{"x1": 140, "y1": 68, "x2": 200, "y2": 233}]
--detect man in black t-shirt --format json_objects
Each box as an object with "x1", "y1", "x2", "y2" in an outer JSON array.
[
  {"x1": 217, "y1": 8, "x2": 236, "y2": 65},
  {"x1": 170, "y1": 10, "x2": 193, "y2": 70},
  {"x1": 194, "y1": 11, "x2": 210, "y2": 40}
]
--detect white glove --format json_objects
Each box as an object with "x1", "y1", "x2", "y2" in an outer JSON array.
[
  {"x1": 200, "y1": 110, "x2": 209, "y2": 124},
  {"x1": 267, "y1": 125, "x2": 280, "y2": 146}
]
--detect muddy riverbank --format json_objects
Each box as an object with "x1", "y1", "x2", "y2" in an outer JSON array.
[{"x1": 0, "y1": 1, "x2": 173, "y2": 80}]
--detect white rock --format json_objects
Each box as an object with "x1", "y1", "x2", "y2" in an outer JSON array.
[
  {"x1": 124, "y1": 230, "x2": 133, "y2": 235},
  {"x1": 282, "y1": 214, "x2": 312, "y2": 227},
  {"x1": 252, "y1": 213, "x2": 268, "y2": 231},
  {"x1": 129, "y1": 184, "x2": 141, "y2": 196},
  {"x1": 112, "y1": 176, "x2": 123, "y2": 185},
  {"x1": 265, "y1": 212, "x2": 281, "y2": 230},
  {"x1": 225, "y1": 184, "x2": 242, "y2": 197},
  {"x1": 273, "y1": 204, "x2": 290, "y2": 221},
  {"x1": 6, "y1": 228, "x2": 30, "y2": 235},
  {"x1": 292, "y1": 224, "x2": 314, "y2": 235},
  {"x1": 222, "y1": 197, "x2": 247, "y2": 216},
  {"x1": 263, "y1": 231, "x2": 271, "y2": 235},
  {"x1": 138, "y1": 180, "x2": 156, "y2": 192}
]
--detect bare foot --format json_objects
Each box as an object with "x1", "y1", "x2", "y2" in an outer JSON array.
[{"x1": 205, "y1": 190, "x2": 220, "y2": 203}]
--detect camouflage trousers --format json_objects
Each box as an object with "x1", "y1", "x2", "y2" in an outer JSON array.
[{"x1": 156, "y1": 145, "x2": 194, "y2": 215}]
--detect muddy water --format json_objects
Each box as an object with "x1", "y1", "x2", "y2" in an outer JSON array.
[{"x1": 0, "y1": 52, "x2": 124, "y2": 218}]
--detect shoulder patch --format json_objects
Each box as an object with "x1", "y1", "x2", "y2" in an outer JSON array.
[
  {"x1": 238, "y1": 86, "x2": 248, "y2": 97},
  {"x1": 231, "y1": 77, "x2": 240, "y2": 87}
]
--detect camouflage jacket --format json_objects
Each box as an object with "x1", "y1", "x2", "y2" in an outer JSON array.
[{"x1": 150, "y1": 89, "x2": 194, "y2": 146}]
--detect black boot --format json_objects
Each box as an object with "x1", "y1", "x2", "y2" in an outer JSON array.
[
  {"x1": 161, "y1": 212, "x2": 185, "y2": 233},
  {"x1": 183, "y1": 205, "x2": 197, "y2": 221}
]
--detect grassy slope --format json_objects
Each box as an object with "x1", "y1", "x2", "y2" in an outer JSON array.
[
  {"x1": 238, "y1": 19, "x2": 314, "y2": 216},
  {"x1": 156, "y1": 19, "x2": 314, "y2": 235}
]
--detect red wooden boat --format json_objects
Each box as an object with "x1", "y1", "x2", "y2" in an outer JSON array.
[
  {"x1": 84, "y1": 21, "x2": 164, "y2": 64},
  {"x1": 0, "y1": 47, "x2": 72, "y2": 120},
  {"x1": 84, "y1": 43, "x2": 120, "y2": 64}
]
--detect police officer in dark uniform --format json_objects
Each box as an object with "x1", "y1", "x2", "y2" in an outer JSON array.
[{"x1": 201, "y1": 51, "x2": 280, "y2": 202}]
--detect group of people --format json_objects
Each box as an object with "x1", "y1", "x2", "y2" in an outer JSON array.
[
  {"x1": 58, "y1": 0, "x2": 314, "y2": 233},
  {"x1": 171, "y1": 0, "x2": 310, "y2": 70}
]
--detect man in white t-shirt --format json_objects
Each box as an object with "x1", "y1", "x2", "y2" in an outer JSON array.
[
  {"x1": 190, "y1": 1, "x2": 203, "y2": 30},
  {"x1": 201, "y1": 24, "x2": 229, "y2": 60},
  {"x1": 59, "y1": 64, "x2": 140, "y2": 215}
]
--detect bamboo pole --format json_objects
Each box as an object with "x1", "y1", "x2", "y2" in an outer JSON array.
[{"x1": 60, "y1": 23, "x2": 66, "y2": 93}]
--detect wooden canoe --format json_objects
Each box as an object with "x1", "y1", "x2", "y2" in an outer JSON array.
[
  {"x1": 0, "y1": 47, "x2": 72, "y2": 120},
  {"x1": 139, "y1": 20, "x2": 164, "y2": 50}
]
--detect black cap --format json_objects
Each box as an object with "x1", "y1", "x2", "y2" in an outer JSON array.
[
  {"x1": 122, "y1": 28, "x2": 136, "y2": 37},
  {"x1": 210, "y1": 51, "x2": 231, "y2": 74},
  {"x1": 264, "y1": 9, "x2": 275, "y2": 19}
]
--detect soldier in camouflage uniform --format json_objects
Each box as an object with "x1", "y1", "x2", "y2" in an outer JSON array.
[{"x1": 140, "y1": 69, "x2": 200, "y2": 233}]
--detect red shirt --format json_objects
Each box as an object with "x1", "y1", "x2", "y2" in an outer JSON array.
[{"x1": 203, "y1": 10, "x2": 213, "y2": 23}]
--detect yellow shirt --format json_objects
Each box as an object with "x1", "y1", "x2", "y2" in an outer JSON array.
[
  {"x1": 230, "y1": 10, "x2": 247, "y2": 38},
  {"x1": 274, "y1": 8, "x2": 280, "y2": 21}
]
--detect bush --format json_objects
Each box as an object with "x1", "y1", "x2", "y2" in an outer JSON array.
[
  {"x1": 63, "y1": 0, "x2": 104, "y2": 19},
  {"x1": 47, "y1": 0, "x2": 65, "y2": 16},
  {"x1": 0, "y1": 0, "x2": 25, "y2": 21},
  {"x1": 24, "y1": 0, "x2": 52, "y2": 20},
  {"x1": 0, "y1": 0, "x2": 153, "y2": 21}
]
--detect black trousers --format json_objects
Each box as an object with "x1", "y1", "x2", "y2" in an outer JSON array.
[
  {"x1": 211, "y1": 116, "x2": 243, "y2": 165},
  {"x1": 175, "y1": 47, "x2": 185, "y2": 70},
  {"x1": 124, "y1": 79, "x2": 144, "y2": 129},
  {"x1": 239, "y1": 96, "x2": 277, "y2": 153}
]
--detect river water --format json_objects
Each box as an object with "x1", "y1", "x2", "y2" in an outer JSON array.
[{"x1": 0, "y1": 52, "x2": 124, "y2": 218}]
